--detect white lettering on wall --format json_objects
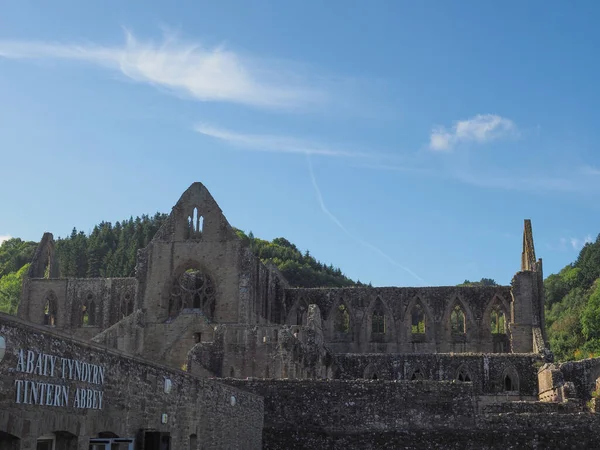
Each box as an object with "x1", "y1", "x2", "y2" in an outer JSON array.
[{"x1": 14, "y1": 348, "x2": 106, "y2": 409}]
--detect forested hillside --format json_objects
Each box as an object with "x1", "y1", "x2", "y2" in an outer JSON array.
[
  {"x1": 545, "y1": 234, "x2": 600, "y2": 361},
  {"x1": 0, "y1": 213, "x2": 357, "y2": 314},
  {"x1": 2, "y1": 213, "x2": 600, "y2": 363}
]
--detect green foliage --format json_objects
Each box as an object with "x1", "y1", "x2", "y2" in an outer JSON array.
[
  {"x1": 0, "y1": 264, "x2": 29, "y2": 314},
  {"x1": 334, "y1": 304, "x2": 351, "y2": 333},
  {"x1": 458, "y1": 278, "x2": 498, "y2": 287},
  {"x1": 0, "y1": 238, "x2": 37, "y2": 278},
  {"x1": 581, "y1": 281, "x2": 600, "y2": 340},
  {"x1": 55, "y1": 213, "x2": 168, "y2": 278},
  {"x1": 411, "y1": 321, "x2": 425, "y2": 334},
  {"x1": 234, "y1": 228, "x2": 357, "y2": 288},
  {"x1": 545, "y1": 233, "x2": 600, "y2": 361},
  {"x1": 0, "y1": 217, "x2": 356, "y2": 317}
]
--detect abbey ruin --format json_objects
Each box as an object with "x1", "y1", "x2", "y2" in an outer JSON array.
[{"x1": 1, "y1": 182, "x2": 599, "y2": 449}]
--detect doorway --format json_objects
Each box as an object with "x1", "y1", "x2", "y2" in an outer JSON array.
[
  {"x1": 142, "y1": 432, "x2": 170, "y2": 450},
  {"x1": 89, "y1": 438, "x2": 134, "y2": 450}
]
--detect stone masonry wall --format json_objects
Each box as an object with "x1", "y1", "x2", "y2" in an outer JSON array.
[
  {"x1": 333, "y1": 353, "x2": 541, "y2": 395},
  {"x1": 539, "y1": 357, "x2": 600, "y2": 402},
  {"x1": 19, "y1": 277, "x2": 137, "y2": 336},
  {"x1": 0, "y1": 313, "x2": 263, "y2": 449},
  {"x1": 224, "y1": 379, "x2": 600, "y2": 450},
  {"x1": 284, "y1": 285, "x2": 520, "y2": 353}
]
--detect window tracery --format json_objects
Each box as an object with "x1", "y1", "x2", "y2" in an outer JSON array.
[
  {"x1": 169, "y1": 268, "x2": 216, "y2": 318},
  {"x1": 450, "y1": 304, "x2": 466, "y2": 335}
]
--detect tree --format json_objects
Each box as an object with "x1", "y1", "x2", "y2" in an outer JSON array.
[
  {"x1": 0, "y1": 264, "x2": 29, "y2": 314},
  {"x1": 582, "y1": 281, "x2": 600, "y2": 341}
]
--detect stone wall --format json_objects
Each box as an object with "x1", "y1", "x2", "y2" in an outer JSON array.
[
  {"x1": 19, "y1": 277, "x2": 137, "y2": 336},
  {"x1": 223, "y1": 379, "x2": 599, "y2": 449},
  {"x1": 539, "y1": 357, "x2": 600, "y2": 402},
  {"x1": 332, "y1": 353, "x2": 541, "y2": 395},
  {"x1": 284, "y1": 284, "x2": 526, "y2": 353},
  {"x1": 187, "y1": 305, "x2": 332, "y2": 379},
  {"x1": 0, "y1": 313, "x2": 263, "y2": 449}
]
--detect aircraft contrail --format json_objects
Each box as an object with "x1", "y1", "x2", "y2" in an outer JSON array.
[{"x1": 306, "y1": 154, "x2": 426, "y2": 285}]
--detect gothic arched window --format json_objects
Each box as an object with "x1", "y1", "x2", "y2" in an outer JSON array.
[
  {"x1": 186, "y1": 207, "x2": 204, "y2": 240},
  {"x1": 169, "y1": 268, "x2": 216, "y2": 319},
  {"x1": 43, "y1": 292, "x2": 58, "y2": 326},
  {"x1": 334, "y1": 303, "x2": 351, "y2": 334},
  {"x1": 457, "y1": 366, "x2": 472, "y2": 382},
  {"x1": 491, "y1": 306, "x2": 506, "y2": 334},
  {"x1": 372, "y1": 299, "x2": 386, "y2": 334},
  {"x1": 450, "y1": 304, "x2": 466, "y2": 335},
  {"x1": 411, "y1": 302, "x2": 426, "y2": 334}
]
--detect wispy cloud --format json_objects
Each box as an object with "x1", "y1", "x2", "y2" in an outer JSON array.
[
  {"x1": 0, "y1": 30, "x2": 325, "y2": 110},
  {"x1": 569, "y1": 235, "x2": 593, "y2": 250},
  {"x1": 197, "y1": 123, "x2": 594, "y2": 194},
  {"x1": 581, "y1": 165, "x2": 600, "y2": 176},
  {"x1": 0, "y1": 235, "x2": 12, "y2": 245},
  {"x1": 306, "y1": 155, "x2": 426, "y2": 285},
  {"x1": 196, "y1": 123, "x2": 372, "y2": 158},
  {"x1": 429, "y1": 114, "x2": 516, "y2": 151},
  {"x1": 548, "y1": 235, "x2": 594, "y2": 251}
]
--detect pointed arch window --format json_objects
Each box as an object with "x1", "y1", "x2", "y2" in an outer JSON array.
[
  {"x1": 411, "y1": 302, "x2": 426, "y2": 334},
  {"x1": 296, "y1": 299, "x2": 308, "y2": 325},
  {"x1": 187, "y1": 207, "x2": 204, "y2": 240},
  {"x1": 450, "y1": 304, "x2": 466, "y2": 335},
  {"x1": 502, "y1": 366, "x2": 519, "y2": 392},
  {"x1": 121, "y1": 292, "x2": 134, "y2": 318},
  {"x1": 334, "y1": 303, "x2": 350, "y2": 334},
  {"x1": 43, "y1": 292, "x2": 58, "y2": 326},
  {"x1": 491, "y1": 305, "x2": 506, "y2": 334},
  {"x1": 372, "y1": 299, "x2": 386, "y2": 334},
  {"x1": 411, "y1": 368, "x2": 424, "y2": 380},
  {"x1": 504, "y1": 374, "x2": 513, "y2": 391},
  {"x1": 457, "y1": 366, "x2": 472, "y2": 382}
]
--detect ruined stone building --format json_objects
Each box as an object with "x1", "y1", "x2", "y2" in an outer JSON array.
[{"x1": 2, "y1": 182, "x2": 599, "y2": 449}]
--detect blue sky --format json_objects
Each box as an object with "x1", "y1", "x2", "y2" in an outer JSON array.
[{"x1": 1, "y1": 0, "x2": 600, "y2": 287}]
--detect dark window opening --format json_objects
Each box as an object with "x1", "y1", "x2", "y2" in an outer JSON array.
[
  {"x1": 411, "y1": 369, "x2": 424, "y2": 380},
  {"x1": 372, "y1": 311, "x2": 385, "y2": 334},
  {"x1": 504, "y1": 375, "x2": 513, "y2": 391},
  {"x1": 411, "y1": 302, "x2": 426, "y2": 334},
  {"x1": 451, "y1": 304, "x2": 466, "y2": 335},
  {"x1": 458, "y1": 368, "x2": 471, "y2": 382},
  {"x1": 43, "y1": 292, "x2": 58, "y2": 327}
]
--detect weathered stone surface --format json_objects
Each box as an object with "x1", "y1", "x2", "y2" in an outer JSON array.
[
  {"x1": 223, "y1": 379, "x2": 600, "y2": 449},
  {"x1": 10, "y1": 183, "x2": 598, "y2": 449},
  {"x1": 0, "y1": 313, "x2": 263, "y2": 449}
]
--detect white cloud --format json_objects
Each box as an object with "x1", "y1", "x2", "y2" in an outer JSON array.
[
  {"x1": 569, "y1": 235, "x2": 593, "y2": 250},
  {"x1": 429, "y1": 114, "x2": 516, "y2": 151},
  {"x1": 196, "y1": 123, "x2": 371, "y2": 158},
  {"x1": 0, "y1": 30, "x2": 325, "y2": 110},
  {"x1": 0, "y1": 235, "x2": 12, "y2": 245}
]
